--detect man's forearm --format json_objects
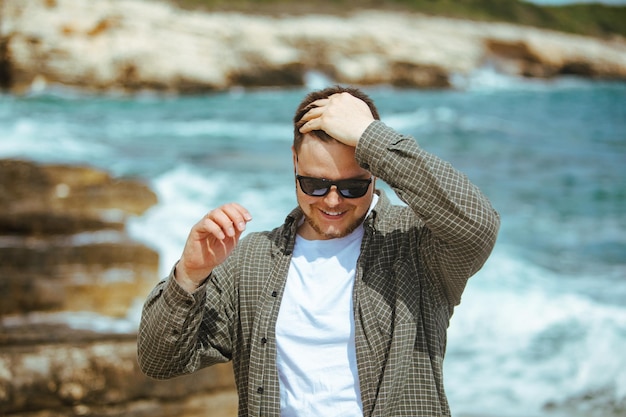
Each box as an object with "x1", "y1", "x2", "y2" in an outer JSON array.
[
  {"x1": 137, "y1": 273, "x2": 207, "y2": 379},
  {"x1": 356, "y1": 121, "x2": 500, "y2": 302}
]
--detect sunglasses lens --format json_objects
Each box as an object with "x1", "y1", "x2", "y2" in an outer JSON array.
[
  {"x1": 298, "y1": 177, "x2": 329, "y2": 196},
  {"x1": 339, "y1": 181, "x2": 370, "y2": 198}
]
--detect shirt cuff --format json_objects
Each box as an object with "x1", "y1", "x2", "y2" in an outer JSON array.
[{"x1": 162, "y1": 263, "x2": 209, "y2": 310}]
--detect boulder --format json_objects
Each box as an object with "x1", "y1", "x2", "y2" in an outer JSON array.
[{"x1": 0, "y1": 159, "x2": 157, "y2": 221}]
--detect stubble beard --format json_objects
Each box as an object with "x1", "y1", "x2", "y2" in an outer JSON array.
[{"x1": 304, "y1": 211, "x2": 367, "y2": 239}]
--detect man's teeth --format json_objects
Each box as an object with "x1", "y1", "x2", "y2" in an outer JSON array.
[{"x1": 323, "y1": 210, "x2": 343, "y2": 216}]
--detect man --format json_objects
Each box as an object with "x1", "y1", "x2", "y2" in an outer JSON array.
[{"x1": 138, "y1": 86, "x2": 500, "y2": 416}]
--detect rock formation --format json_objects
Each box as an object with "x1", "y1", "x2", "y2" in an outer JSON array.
[
  {"x1": 0, "y1": 159, "x2": 238, "y2": 416},
  {"x1": 1, "y1": 0, "x2": 625, "y2": 94}
]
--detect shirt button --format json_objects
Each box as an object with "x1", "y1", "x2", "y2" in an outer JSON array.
[
  {"x1": 261, "y1": 337, "x2": 267, "y2": 344},
  {"x1": 257, "y1": 387, "x2": 264, "y2": 394},
  {"x1": 271, "y1": 291, "x2": 277, "y2": 297}
]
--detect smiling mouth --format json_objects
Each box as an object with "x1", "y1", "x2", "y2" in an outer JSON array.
[{"x1": 320, "y1": 209, "x2": 347, "y2": 218}]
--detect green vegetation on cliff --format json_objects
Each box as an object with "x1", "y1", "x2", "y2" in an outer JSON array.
[{"x1": 165, "y1": 0, "x2": 626, "y2": 39}]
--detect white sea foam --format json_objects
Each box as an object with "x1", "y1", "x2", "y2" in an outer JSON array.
[
  {"x1": 109, "y1": 117, "x2": 291, "y2": 142},
  {"x1": 127, "y1": 165, "x2": 223, "y2": 276},
  {"x1": 450, "y1": 65, "x2": 527, "y2": 92},
  {"x1": 447, "y1": 245, "x2": 626, "y2": 415},
  {"x1": 384, "y1": 106, "x2": 460, "y2": 133},
  {"x1": 0, "y1": 117, "x2": 112, "y2": 163},
  {"x1": 450, "y1": 65, "x2": 594, "y2": 94}
]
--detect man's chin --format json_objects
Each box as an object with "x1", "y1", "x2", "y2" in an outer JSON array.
[
  {"x1": 322, "y1": 229, "x2": 348, "y2": 239},
  {"x1": 307, "y1": 217, "x2": 356, "y2": 240}
]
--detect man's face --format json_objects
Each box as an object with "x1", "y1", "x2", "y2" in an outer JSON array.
[{"x1": 293, "y1": 134, "x2": 374, "y2": 240}]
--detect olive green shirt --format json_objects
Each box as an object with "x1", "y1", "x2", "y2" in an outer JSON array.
[{"x1": 138, "y1": 121, "x2": 500, "y2": 416}]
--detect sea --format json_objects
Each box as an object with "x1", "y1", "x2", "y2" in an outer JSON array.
[{"x1": 1, "y1": 70, "x2": 624, "y2": 417}]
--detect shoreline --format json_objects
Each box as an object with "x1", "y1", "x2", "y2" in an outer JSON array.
[{"x1": 1, "y1": 0, "x2": 626, "y2": 95}]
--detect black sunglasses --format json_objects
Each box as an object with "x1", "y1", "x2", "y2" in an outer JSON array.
[{"x1": 296, "y1": 175, "x2": 372, "y2": 198}]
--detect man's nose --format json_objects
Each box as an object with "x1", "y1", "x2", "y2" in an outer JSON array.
[{"x1": 324, "y1": 186, "x2": 343, "y2": 205}]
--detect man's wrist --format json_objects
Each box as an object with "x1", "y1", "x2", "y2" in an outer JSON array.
[{"x1": 174, "y1": 263, "x2": 211, "y2": 293}]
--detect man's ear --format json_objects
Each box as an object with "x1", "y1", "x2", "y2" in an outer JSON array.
[{"x1": 291, "y1": 146, "x2": 298, "y2": 174}]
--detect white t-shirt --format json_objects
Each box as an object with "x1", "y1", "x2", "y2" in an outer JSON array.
[{"x1": 275, "y1": 215, "x2": 372, "y2": 416}]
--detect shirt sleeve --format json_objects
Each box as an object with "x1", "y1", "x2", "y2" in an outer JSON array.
[
  {"x1": 355, "y1": 120, "x2": 500, "y2": 305},
  {"x1": 137, "y1": 265, "x2": 234, "y2": 379}
]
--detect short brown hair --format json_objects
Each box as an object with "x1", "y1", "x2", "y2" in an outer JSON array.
[{"x1": 293, "y1": 85, "x2": 381, "y2": 153}]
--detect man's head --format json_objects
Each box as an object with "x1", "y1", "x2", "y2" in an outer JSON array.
[{"x1": 292, "y1": 86, "x2": 380, "y2": 240}]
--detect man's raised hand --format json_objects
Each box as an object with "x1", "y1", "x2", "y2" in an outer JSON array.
[{"x1": 175, "y1": 203, "x2": 252, "y2": 293}]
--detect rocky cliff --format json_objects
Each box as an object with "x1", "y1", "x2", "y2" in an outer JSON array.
[{"x1": 1, "y1": 0, "x2": 625, "y2": 94}]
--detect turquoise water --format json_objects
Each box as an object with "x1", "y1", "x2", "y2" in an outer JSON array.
[{"x1": 1, "y1": 74, "x2": 625, "y2": 416}]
